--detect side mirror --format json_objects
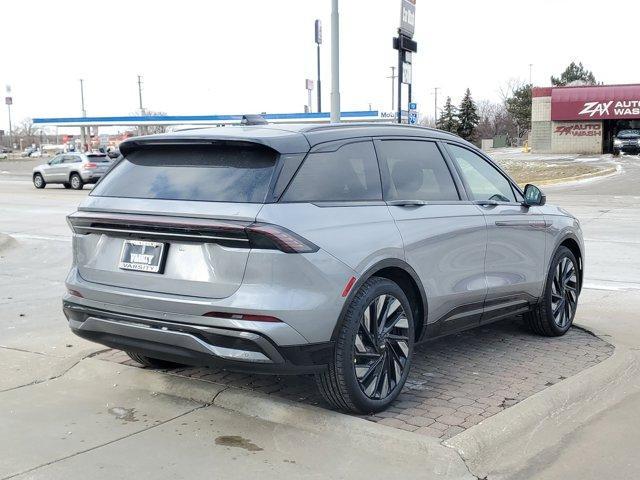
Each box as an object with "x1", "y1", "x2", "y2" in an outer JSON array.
[{"x1": 523, "y1": 184, "x2": 546, "y2": 206}]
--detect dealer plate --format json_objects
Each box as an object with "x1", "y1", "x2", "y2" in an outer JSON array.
[{"x1": 119, "y1": 239, "x2": 167, "y2": 273}]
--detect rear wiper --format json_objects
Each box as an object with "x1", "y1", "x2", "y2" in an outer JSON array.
[{"x1": 386, "y1": 200, "x2": 428, "y2": 207}]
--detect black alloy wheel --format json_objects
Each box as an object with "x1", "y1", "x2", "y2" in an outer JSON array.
[
  {"x1": 551, "y1": 256, "x2": 578, "y2": 329},
  {"x1": 354, "y1": 293, "x2": 411, "y2": 399}
]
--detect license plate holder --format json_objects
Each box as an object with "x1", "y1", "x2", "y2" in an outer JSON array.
[{"x1": 119, "y1": 239, "x2": 168, "y2": 273}]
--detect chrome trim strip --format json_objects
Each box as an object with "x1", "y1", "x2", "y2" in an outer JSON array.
[{"x1": 76, "y1": 226, "x2": 250, "y2": 242}]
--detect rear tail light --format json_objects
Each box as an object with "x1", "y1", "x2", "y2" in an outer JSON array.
[
  {"x1": 83, "y1": 162, "x2": 98, "y2": 170},
  {"x1": 245, "y1": 222, "x2": 318, "y2": 254},
  {"x1": 203, "y1": 311, "x2": 282, "y2": 323}
]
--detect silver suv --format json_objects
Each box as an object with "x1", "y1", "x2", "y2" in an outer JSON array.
[
  {"x1": 63, "y1": 124, "x2": 583, "y2": 413},
  {"x1": 33, "y1": 152, "x2": 111, "y2": 190}
]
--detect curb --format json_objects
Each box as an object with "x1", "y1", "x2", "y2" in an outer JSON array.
[
  {"x1": 444, "y1": 340, "x2": 640, "y2": 479},
  {"x1": 537, "y1": 165, "x2": 618, "y2": 187},
  {"x1": 67, "y1": 357, "x2": 472, "y2": 477}
]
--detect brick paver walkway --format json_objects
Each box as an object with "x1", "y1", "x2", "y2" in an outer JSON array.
[{"x1": 96, "y1": 318, "x2": 613, "y2": 440}]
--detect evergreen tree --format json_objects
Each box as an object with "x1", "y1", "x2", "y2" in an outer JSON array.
[
  {"x1": 551, "y1": 61, "x2": 597, "y2": 86},
  {"x1": 505, "y1": 84, "x2": 532, "y2": 136},
  {"x1": 457, "y1": 89, "x2": 479, "y2": 141},
  {"x1": 436, "y1": 97, "x2": 459, "y2": 134}
]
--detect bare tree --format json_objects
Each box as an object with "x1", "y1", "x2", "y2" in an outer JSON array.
[
  {"x1": 13, "y1": 118, "x2": 38, "y2": 147},
  {"x1": 476, "y1": 101, "x2": 516, "y2": 140}
]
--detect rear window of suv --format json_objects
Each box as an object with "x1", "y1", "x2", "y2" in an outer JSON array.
[
  {"x1": 91, "y1": 145, "x2": 277, "y2": 203},
  {"x1": 86, "y1": 153, "x2": 110, "y2": 162}
]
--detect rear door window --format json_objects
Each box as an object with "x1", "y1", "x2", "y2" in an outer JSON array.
[
  {"x1": 281, "y1": 141, "x2": 382, "y2": 202},
  {"x1": 377, "y1": 140, "x2": 459, "y2": 201},
  {"x1": 91, "y1": 145, "x2": 277, "y2": 203}
]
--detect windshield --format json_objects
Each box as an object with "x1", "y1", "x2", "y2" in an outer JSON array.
[
  {"x1": 91, "y1": 144, "x2": 277, "y2": 203},
  {"x1": 617, "y1": 130, "x2": 640, "y2": 138}
]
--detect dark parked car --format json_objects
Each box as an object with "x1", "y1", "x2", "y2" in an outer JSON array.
[
  {"x1": 63, "y1": 123, "x2": 584, "y2": 413},
  {"x1": 613, "y1": 129, "x2": 640, "y2": 156}
]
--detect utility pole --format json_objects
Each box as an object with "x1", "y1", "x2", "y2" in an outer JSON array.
[
  {"x1": 137, "y1": 75, "x2": 146, "y2": 135},
  {"x1": 79, "y1": 79, "x2": 87, "y2": 152},
  {"x1": 5, "y1": 85, "x2": 12, "y2": 150},
  {"x1": 330, "y1": 0, "x2": 340, "y2": 123},
  {"x1": 433, "y1": 87, "x2": 439, "y2": 123},
  {"x1": 137, "y1": 75, "x2": 144, "y2": 113},
  {"x1": 386, "y1": 66, "x2": 397, "y2": 111},
  {"x1": 315, "y1": 19, "x2": 322, "y2": 112}
]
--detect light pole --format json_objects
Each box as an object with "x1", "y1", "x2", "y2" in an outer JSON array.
[
  {"x1": 529, "y1": 64, "x2": 533, "y2": 85},
  {"x1": 79, "y1": 79, "x2": 87, "y2": 151},
  {"x1": 330, "y1": 0, "x2": 340, "y2": 123},
  {"x1": 315, "y1": 19, "x2": 322, "y2": 113}
]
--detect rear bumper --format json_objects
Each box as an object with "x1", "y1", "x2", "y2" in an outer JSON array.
[
  {"x1": 79, "y1": 172, "x2": 103, "y2": 183},
  {"x1": 615, "y1": 145, "x2": 640, "y2": 154},
  {"x1": 63, "y1": 301, "x2": 333, "y2": 374}
]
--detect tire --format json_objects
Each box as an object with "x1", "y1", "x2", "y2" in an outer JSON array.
[
  {"x1": 613, "y1": 149, "x2": 620, "y2": 157},
  {"x1": 316, "y1": 277, "x2": 415, "y2": 413},
  {"x1": 525, "y1": 246, "x2": 579, "y2": 337},
  {"x1": 125, "y1": 351, "x2": 182, "y2": 368},
  {"x1": 69, "y1": 173, "x2": 84, "y2": 190},
  {"x1": 63, "y1": 182, "x2": 71, "y2": 189},
  {"x1": 33, "y1": 173, "x2": 46, "y2": 189}
]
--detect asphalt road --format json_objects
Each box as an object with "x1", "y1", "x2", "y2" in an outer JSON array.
[{"x1": 1, "y1": 152, "x2": 639, "y2": 478}]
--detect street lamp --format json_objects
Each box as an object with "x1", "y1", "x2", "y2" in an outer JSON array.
[
  {"x1": 315, "y1": 19, "x2": 322, "y2": 113},
  {"x1": 330, "y1": 0, "x2": 340, "y2": 123}
]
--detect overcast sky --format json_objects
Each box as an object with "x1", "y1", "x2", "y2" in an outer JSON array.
[{"x1": 2, "y1": 0, "x2": 640, "y2": 133}]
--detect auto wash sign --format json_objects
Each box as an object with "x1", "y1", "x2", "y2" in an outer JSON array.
[
  {"x1": 554, "y1": 123, "x2": 601, "y2": 137},
  {"x1": 551, "y1": 84, "x2": 640, "y2": 121}
]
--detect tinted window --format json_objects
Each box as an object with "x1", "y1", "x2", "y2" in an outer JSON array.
[
  {"x1": 87, "y1": 153, "x2": 110, "y2": 162},
  {"x1": 378, "y1": 140, "x2": 459, "y2": 201},
  {"x1": 63, "y1": 155, "x2": 81, "y2": 163},
  {"x1": 282, "y1": 141, "x2": 382, "y2": 202},
  {"x1": 448, "y1": 144, "x2": 516, "y2": 202},
  {"x1": 50, "y1": 156, "x2": 63, "y2": 165},
  {"x1": 91, "y1": 145, "x2": 277, "y2": 203}
]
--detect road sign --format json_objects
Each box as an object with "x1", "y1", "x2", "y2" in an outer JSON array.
[
  {"x1": 315, "y1": 19, "x2": 322, "y2": 45},
  {"x1": 305, "y1": 79, "x2": 314, "y2": 90},
  {"x1": 399, "y1": 0, "x2": 416, "y2": 38},
  {"x1": 409, "y1": 102, "x2": 418, "y2": 124},
  {"x1": 5, "y1": 97, "x2": 12, "y2": 105},
  {"x1": 402, "y1": 62, "x2": 412, "y2": 85}
]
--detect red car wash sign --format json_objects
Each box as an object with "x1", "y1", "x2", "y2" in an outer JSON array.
[
  {"x1": 551, "y1": 85, "x2": 640, "y2": 121},
  {"x1": 555, "y1": 123, "x2": 601, "y2": 136}
]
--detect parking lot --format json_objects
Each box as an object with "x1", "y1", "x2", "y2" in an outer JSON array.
[{"x1": 2, "y1": 151, "x2": 640, "y2": 478}]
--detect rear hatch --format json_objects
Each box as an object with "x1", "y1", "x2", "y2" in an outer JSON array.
[
  {"x1": 70, "y1": 143, "x2": 279, "y2": 299},
  {"x1": 86, "y1": 153, "x2": 111, "y2": 174}
]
